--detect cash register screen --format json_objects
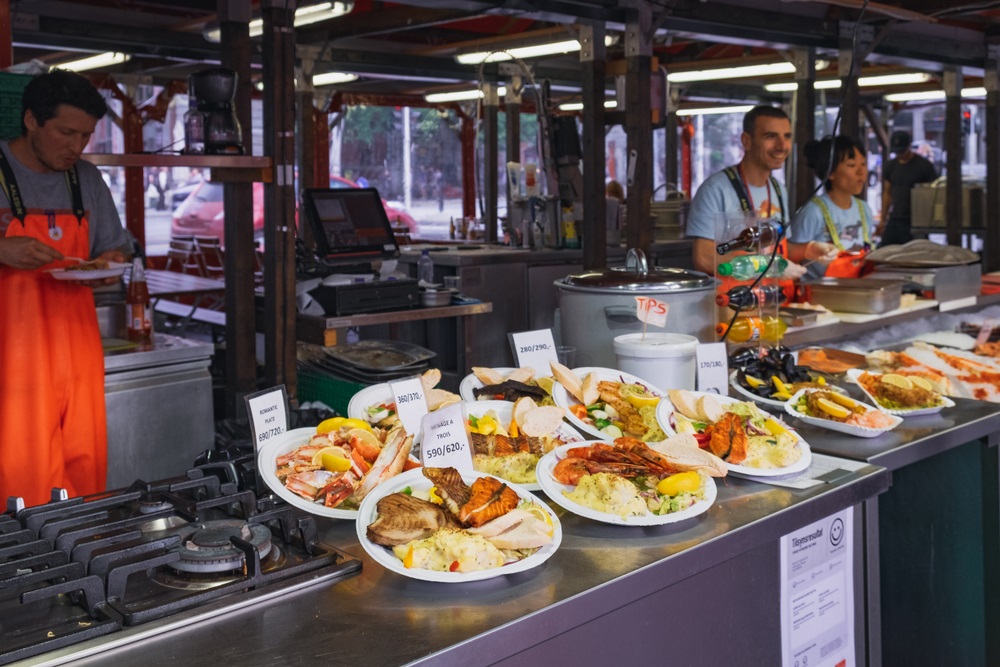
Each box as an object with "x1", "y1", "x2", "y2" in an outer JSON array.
[{"x1": 302, "y1": 187, "x2": 401, "y2": 265}]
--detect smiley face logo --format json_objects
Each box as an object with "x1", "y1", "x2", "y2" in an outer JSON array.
[{"x1": 829, "y1": 517, "x2": 845, "y2": 547}]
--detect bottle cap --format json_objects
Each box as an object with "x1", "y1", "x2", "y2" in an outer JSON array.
[
  {"x1": 717, "y1": 263, "x2": 733, "y2": 277},
  {"x1": 715, "y1": 294, "x2": 730, "y2": 307},
  {"x1": 715, "y1": 322, "x2": 729, "y2": 337}
]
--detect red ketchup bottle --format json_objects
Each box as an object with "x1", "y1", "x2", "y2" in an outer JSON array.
[{"x1": 126, "y1": 257, "x2": 152, "y2": 342}]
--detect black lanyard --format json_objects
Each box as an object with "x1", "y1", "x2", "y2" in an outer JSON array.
[
  {"x1": 0, "y1": 146, "x2": 85, "y2": 226},
  {"x1": 723, "y1": 166, "x2": 786, "y2": 224}
]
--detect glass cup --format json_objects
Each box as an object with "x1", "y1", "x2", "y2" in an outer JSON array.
[
  {"x1": 443, "y1": 275, "x2": 461, "y2": 291},
  {"x1": 556, "y1": 345, "x2": 576, "y2": 367}
]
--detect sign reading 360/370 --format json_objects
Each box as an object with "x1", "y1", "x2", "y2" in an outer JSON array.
[{"x1": 390, "y1": 376, "x2": 428, "y2": 436}]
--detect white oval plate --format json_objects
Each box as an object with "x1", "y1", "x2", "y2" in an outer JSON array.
[
  {"x1": 48, "y1": 261, "x2": 128, "y2": 281},
  {"x1": 256, "y1": 427, "x2": 359, "y2": 520},
  {"x1": 846, "y1": 368, "x2": 956, "y2": 416},
  {"x1": 654, "y1": 390, "x2": 812, "y2": 477},
  {"x1": 784, "y1": 388, "x2": 903, "y2": 438},
  {"x1": 348, "y1": 382, "x2": 440, "y2": 446},
  {"x1": 551, "y1": 366, "x2": 667, "y2": 441},
  {"x1": 536, "y1": 443, "x2": 716, "y2": 526},
  {"x1": 459, "y1": 367, "x2": 517, "y2": 402},
  {"x1": 729, "y1": 370, "x2": 849, "y2": 408},
  {"x1": 466, "y1": 400, "x2": 584, "y2": 491},
  {"x1": 356, "y1": 467, "x2": 562, "y2": 583}
]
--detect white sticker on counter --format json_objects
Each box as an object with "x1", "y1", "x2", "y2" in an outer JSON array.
[
  {"x1": 245, "y1": 386, "x2": 289, "y2": 453},
  {"x1": 509, "y1": 328, "x2": 558, "y2": 375},
  {"x1": 695, "y1": 342, "x2": 729, "y2": 394},
  {"x1": 420, "y1": 402, "x2": 473, "y2": 471},
  {"x1": 780, "y1": 507, "x2": 855, "y2": 667},
  {"x1": 390, "y1": 376, "x2": 429, "y2": 436}
]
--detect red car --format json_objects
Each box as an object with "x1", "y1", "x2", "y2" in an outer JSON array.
[
  {"x1": 171, "y1": 177, "x2": 418, "y2": 246},
  {"x1": 329, "y1": 175, "x2": 418, "y2": 233}
]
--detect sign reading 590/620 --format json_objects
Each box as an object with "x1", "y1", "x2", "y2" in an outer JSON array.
[{"x1": 424, "y1": 440, "x2": 464, "y2": 461}]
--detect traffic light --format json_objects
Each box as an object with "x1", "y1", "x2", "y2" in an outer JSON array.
[{"x1": 962, "y1": 107, "x2": 972, "y2": 134}]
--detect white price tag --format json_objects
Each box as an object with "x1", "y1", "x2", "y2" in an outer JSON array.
[
  {"x1": 390, "y1": 376, "x2": 429, "y2": 436},
  {"x1": 419, "y1": 402, "x2": 473, "y2": 471},
  {"x1": 245, "y1": 386, "x2": 289, "y2": 451},
  {"x1": 509, "y1": 329, "x2": 558, "y2": 375},
  {"x1": 695, "y1": 343, "x2": 729, "y2": 394},
  {"x1": 634, "y1": 295, "x2": 669, "y2": 328}
]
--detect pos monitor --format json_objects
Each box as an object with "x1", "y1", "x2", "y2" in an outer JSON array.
[{"x1": 302, "y1": 187, "x2": 401, "y2": 267}]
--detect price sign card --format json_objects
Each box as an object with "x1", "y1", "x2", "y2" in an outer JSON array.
[
  {"x1": 390, "y1": 376, "x2": 429, "y2": 436},
  {"x1": 696, "y1": 343, "x2": 729, "y2": 394},
  {"x1": 245, "y1": 385, "x2": 289, "y2": 453},
  {"x1": 635, "y1": 295, "x2": 669, "y2": 328},
  {"x1": 509, "y1": 328, "x2": 558, "y2": 375},
  {"x1": 420, "y1": 402, "x2": 473, "y2": 471}
]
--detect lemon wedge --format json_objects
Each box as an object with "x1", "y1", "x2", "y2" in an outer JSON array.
[
  {"x1": 828, "y1": 393, "x2": 858, "y2": 409},
  {"x1": 657, "y1": 471, "x2": 702, "y2": 496},
  {"x1": 881, "y1": 374, "x2": 913, "y2": 391},
  {"x1": 744, "y1": 375, "x2": 766, "y2": 389},
  {"x1": 626, "y1": 393, "x2": 660, "y2": 408},
  {"x1": 536, "y1": 377, "x2": 555, "y2": 395},
  {"x1": 816, "y1": 397, "x2": 850, "y2": 419},
  {"x1": 524, "y1": 505, "x2": 555, "y2": 534},
  {"x1": 347, "y1": 428, "x2": 382, "y2": 454},
  {"x1": 312, "y1": 446, "x2": 352, "y2": 472},
  {"x1": 316, "y1": 417, "x2": 346, "y2": 434},
  {"x1": 764, "y1": 418, "x2": 789, "y2": 437},
  {"x1": 772, "y1": 376, "x2": 789, "y2": 395},
  {"x1": 909, "y1": 376, "x2": 934, "y2": 392}
]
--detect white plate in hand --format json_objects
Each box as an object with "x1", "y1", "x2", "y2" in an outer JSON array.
[
  {"x1": 466, "y1": 400, "x2": 584, "y2": 491},
  {"x1": 48, "y1": 261, "x2": 128, "y2": 281},
  {"x1": 535, "y1": 443, "x2": 716, "y2": 526},
  {"x1": 550, "y1": 366, "x2": 667, "y2": 441},
  {"x1": 654, "y1": 390, "x2": 812, "y2": 477},
  {"x1": 355, "y1": 467, "x2": 561, "y2": 583}
]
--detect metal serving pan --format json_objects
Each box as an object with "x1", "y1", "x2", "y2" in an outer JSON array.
[
  {"x1": 801, "y1": 278, "x2": 902, "y2": 314},
  {"x1": 324, "y1": 339, "x2": 435, "y2": 371}
]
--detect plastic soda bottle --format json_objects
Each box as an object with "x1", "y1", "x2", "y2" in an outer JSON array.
[
  {"x1": 716, "y1": 316, "x2": 787, "y2": 343},
  {"x1": 717, "y1": 255, "x2": 789, "y2": 280}
]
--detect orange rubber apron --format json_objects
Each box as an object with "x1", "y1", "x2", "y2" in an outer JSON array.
[{"x1": 0, "y1": 154, "x2": 106, "y2": 506}]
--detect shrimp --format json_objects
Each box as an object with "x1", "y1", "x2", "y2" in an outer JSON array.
[
  {"x1": 553, "y1": 456, "x2": 648, "y2": 485},
  {"x1": 553, "y1": 457, "x2": 590, "y2": 485}
]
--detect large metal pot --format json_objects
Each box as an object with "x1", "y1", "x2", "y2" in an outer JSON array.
[{"x1": 555, "y1": 249, "x2": 717, "y2": 368}]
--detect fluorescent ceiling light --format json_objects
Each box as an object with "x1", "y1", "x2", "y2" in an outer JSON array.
[
  {"x1": 204, "y1": 2, "x2": 352, "y2": 42},
  {"x1": 766, "y1": 72, "x2": 932, "y2": 93},
  {"x1": 676, "y1": 104, "x2": 755, "y2": 117},
  {"x1": 312, "y1": 71, "x2": 358, "y2": 87},
  {"x1": 56, "y1": 52, "x2": 130, "y2": 72},
  {"x1": 765, "y1": 80, "x2": 841, "y2": 92},
  {"x1": 557, "y1": 100, "x2": 619, "y2": 111},
  {"x1": 457, "y1": 39, "x2": 583, "y2": 65},
  {"x1": 425, "y1": 86, "x2": 507, "y2": 103},
  {"x1": 668, "y1": 62, "x2": 796, "y2": 83},
  {"x1": 885, "y1": 86, "x2": 987, "y2": 102}
]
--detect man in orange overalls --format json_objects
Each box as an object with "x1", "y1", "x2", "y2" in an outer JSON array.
[{"x1": 0, "y1": 70, "x2": 128, "y2": 507}]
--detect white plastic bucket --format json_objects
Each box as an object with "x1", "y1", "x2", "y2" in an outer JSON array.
[{"x1": 613, "y1": 333, "x2": 698, "y2": 390}]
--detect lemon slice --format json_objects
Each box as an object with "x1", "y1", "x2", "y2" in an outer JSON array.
[
  {"x1": 536, "y1": 377, "x2": 555, "y2": 395},
  {"x1": 744, "y1": 375, "x2": 766, "y2": 389},
  {"x1": 312, "y1": 446, "x2": 352, "y2": 471},
  {"x1": 524, "y1": 504, "x2": 554, "y2": 534},
  {"x1": 828, "y1": 393, "x2": 858, "y2": 409},
  {"x1": 340, "y1": 417, "x2": 373, "y2": 432},
  {"x1": 657, "y1": 471, "x2": 702, "y2": 496},
  {"x1": 626, "y1": 393, "x2": 660, "y2": 408},
  {"x1": 347, "y1": 428, "x2": 382, "y2": 454},
  {"x1": 816, "y1": 397, "x2": 850, "y2": 419},
  {"x1": 909, "y1": 376, "x2": 934, "y2": 392},
  {"x1": 764, "y1": 417, "x2": 789, "y2": 437},
  {"x1": 881, "y1": 374, "x2": 913, "y2": 390},
  {"x1": 316, "y1": 417, "x2": 347, "y2": 434}
]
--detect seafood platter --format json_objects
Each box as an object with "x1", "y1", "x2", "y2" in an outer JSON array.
[
  {"x1": 357, "y1": 467, "x2": 561, "y2": 582},
  {"x1": 466, "y1": 399, "x2": 583, "y2": 490},
  {"x1": 549, "y1": 362, "x2": 668, "y2": 442},
  {"x1": 784, "y1": 388, "x2": 903, "y2": 438},
  {"x1": 729, "y1": 347, "x2": 847, "y2": 408},
  {"x1": 536, "y1": 438, "x2": 723, "y2": 526},
  {"x1": 846, "y1": 368, "x2": 955, "y2": 416},
  {"x1": 459, "y1": 366, "x2": 557, "y2": 404},
  {"x1": 656, "y1": 389, "x2": 812, "y2": 477}
]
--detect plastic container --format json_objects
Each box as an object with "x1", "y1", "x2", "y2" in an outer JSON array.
[
  {"x1": 613, "y1": 333, "x2": 698, "y2": 391},
  {"x1": 417, "y1": 249, "x2": 434, "y2": 284}
]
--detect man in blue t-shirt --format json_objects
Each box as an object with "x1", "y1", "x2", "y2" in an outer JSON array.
[{"x1": 687, "y1": 106, "x2": 835, "y2": 277}]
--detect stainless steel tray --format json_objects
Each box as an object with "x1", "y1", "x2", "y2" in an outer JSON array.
[
  {"x1": 801, "y1": 278, "x2": 902, "y2": 314},
  {"x1": 324, "y1": 339, "x2": 435, "y2": 371}
]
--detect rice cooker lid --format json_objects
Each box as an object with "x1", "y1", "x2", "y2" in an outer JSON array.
[{"x1": 561, "y1": 266, "x2": 714, "y2": 292}]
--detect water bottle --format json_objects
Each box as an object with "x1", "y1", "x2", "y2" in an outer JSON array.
[
  {"x1": 417, "y1": 249, "x2": 434, "y2": 284},
  {"x1": 717, "y1": 254, "x2": 789, "y2": 280}
]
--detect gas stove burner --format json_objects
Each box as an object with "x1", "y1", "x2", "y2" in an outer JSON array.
[
  {"x1": 170, "y1": 520, "x2": 272, "y2": 574},
  {"x1": 138, "y1": 494, "x2": 173, "y2": 515}
]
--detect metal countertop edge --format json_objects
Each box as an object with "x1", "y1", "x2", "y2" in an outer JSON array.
[
  {"x1": 868, "y1": 407, "x2": 1000, "y2": 471},
  {"x1": 407, "y1": 465, "x2": 890, "y2": 667}
]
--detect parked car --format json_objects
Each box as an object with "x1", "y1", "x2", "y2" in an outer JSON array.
[
  {"x1": 170, "y1": 181, "x2": 265, "y2": 246},
  {"x1": 329, "y1": 175, "x2": 418, "y2": 234}
]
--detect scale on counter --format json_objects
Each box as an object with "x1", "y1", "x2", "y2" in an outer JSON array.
[{"x1": 301, "y1": 187, "x2": 418, "y2": 315}]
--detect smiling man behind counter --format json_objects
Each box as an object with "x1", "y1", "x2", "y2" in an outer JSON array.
[{"x1": 0, "y1": 69, "x2": 129, "y2": 506}]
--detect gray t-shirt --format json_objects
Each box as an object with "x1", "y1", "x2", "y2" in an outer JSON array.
[{"x1": 0, "y1": 141, "x2": 126, "y2": 257}]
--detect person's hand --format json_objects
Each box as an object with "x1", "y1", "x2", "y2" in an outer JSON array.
[
  {"x1": 0, "y1": 236, "x2": 63, "y2": 269},
  {"x1": 781, "y1": 260, "x2": 808, "y2": 280},
  {"x1": 805, "y1": 241, "x2": 839, "y2": 263},
  {"x1": 79, "y1": 249, "x2": 129, "y2": 288}
]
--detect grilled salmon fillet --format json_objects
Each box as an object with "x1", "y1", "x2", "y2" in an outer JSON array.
[
  {"x1": 459, "y1": 476, "x2": 519, "y2": 527},
  {"x1": 709, "y1": 412, "x2": 748, "y2": 463}
]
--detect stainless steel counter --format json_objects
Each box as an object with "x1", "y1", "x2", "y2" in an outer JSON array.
[{"x1": 48, "y1": 462, "x2": 888, "y2": 667}]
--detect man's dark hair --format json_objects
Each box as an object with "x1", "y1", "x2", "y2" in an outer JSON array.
[
  {"x1": 742, "y1": 105, "x2": 789, "y2": 136},
  {"x1": 21, "y1": 69, "x2": 107, "y2": 136}
]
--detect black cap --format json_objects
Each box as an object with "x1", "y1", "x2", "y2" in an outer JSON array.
[{"x1": 890, "y1": 130, "x2": 911, "y2": 152}]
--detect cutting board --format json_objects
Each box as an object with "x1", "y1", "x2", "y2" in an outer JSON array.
[{"x1": 830, "y1": 298, "x2": 938, "y2": 324}]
